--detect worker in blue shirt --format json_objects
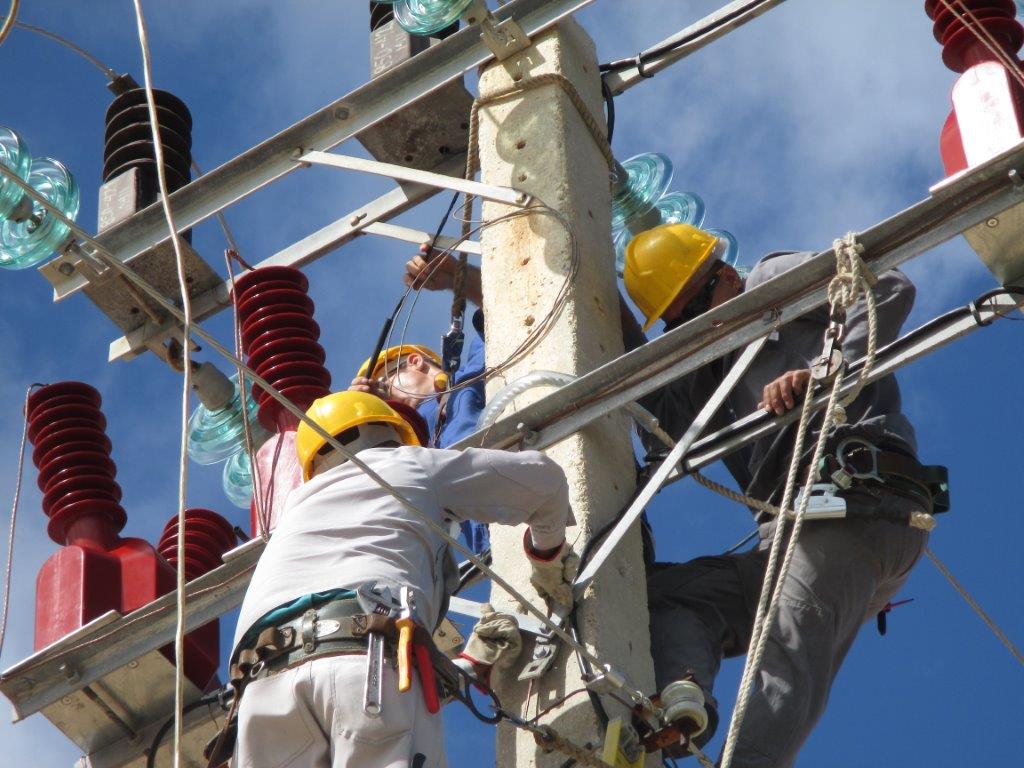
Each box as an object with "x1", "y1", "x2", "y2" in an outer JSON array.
[{"x1": 351, "y1": 244, "x2": 490, "y2": 552}]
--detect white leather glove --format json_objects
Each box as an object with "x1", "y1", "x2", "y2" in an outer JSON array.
[
  {"x1": 459, "y1": 604, "x2": 523, "y2": 669},
  {"x1": 525, "y1": 533, "x2": 579, "y2": 612}
]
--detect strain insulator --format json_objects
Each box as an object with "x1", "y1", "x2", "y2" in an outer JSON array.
[
  {"x1": 157, "y1": 508, "x2": 236, "y2": 582},
  {"x1": 103, "y1": 88, "x2": 193, "y2": 205},
  {"x1": 233, "y1": 266, "x2": 332, "y2": 430},
  {"x1": 26, "y1": 382, "x2": 126, "y2": 545},
  {"x1": 925, "y1": 0, "x2": 1024, "y2": 72}
]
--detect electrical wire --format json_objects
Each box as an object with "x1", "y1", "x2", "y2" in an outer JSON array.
[
  {"x1": 12, "y1": 20, "x2": 117, "y2": 78},
  {"x1": 598, "y1": 0, "x2": 775, "y2": 74},
  {"x1": 129, "y1": 2, "x2": 194, "y2": 766},
  {"x1": 145, "y1": 689, "x2": 227, "y2": 768},
  {"x1": 0, "y1": 0, "x2": 19, "y2": 48},
  {"x1": 0, "y1": 384, "x2": 43, "y2": 662}
]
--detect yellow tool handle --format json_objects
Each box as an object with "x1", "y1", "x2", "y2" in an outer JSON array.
[{"x1": 396, "y1": 618, "x2": 414, "y2": 693}]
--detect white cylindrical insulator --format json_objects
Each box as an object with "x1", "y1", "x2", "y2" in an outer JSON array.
[{"x1": 661, "y1": 679, "x2": 708, "y2": 737}]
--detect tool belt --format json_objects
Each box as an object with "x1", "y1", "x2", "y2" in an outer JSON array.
[
  {"x1": 205, "y1": 598, "x2": 401, "y2": 767},
  {"x1": 229, "y1": 597, "x2": 395, "y2": 685},
  {"x1": 805, "y1": 436, "x2": 949, "y2": 514}
]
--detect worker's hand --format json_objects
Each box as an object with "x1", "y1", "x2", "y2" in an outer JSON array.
[
  {"x1": 404, "y1": 243, "x2": 456, "y2": 292},
  {"x1": 525, "y1": 535, "x2": 579, "y2": 613},
  {"x1": 459, "y1": 604, "x2": 523, "y2": 672},
  {"x1": 758, "y1": 369, "x2": 812, "y2": 416},
  {"x1": 349, "y1": 376, "x2": 389, "y2": 399}
]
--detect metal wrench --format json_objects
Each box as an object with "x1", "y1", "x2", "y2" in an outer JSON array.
[{"x1": 356, "y1": 583, "x2": 400, "y2": 718}]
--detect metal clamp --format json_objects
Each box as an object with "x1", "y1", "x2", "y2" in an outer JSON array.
[
  {"x1": 834, "y1": 437, "x2": 883, "y2": 483},
  {"x1": 810, "y1": 322, "x2": 845, "y2": 383},
  {"x1": 463, "y1": 1, "x2": 532, "y2": 61}
]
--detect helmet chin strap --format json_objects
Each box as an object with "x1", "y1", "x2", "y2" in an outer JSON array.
[{"x1": 310, "y1": 423, "x2": 403, "y2": 477}]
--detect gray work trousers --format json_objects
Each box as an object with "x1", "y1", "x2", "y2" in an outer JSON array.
[
  {"x1": 235, "y1": 655, "x2": 446, "y2": 768},
  {"x1": 648, "y1": 489, "x2": 927, "y2": 768}
]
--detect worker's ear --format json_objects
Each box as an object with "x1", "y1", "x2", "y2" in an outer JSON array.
[{"x1": 406, "y1": 352, "x2": 424, "y2": 370}]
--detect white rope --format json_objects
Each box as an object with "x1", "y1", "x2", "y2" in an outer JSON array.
[
  {"x1": 0, "y1": 385, "x2": 38, "y2": 661},
  {"x1": 128, "y1": 3, "x2": 193, "y2": 765},
  {"x1": 925, "y1": 547, "x2": 1024, "y2": 666},
  {"x1": 720, "y1": 233, "x2": 878, "y2": 768}
]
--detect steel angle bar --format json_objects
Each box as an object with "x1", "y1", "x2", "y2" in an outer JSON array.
[
  {"x1": 572, "y1": 337, "x2": 768, "y2": 597},
  {"x1": 0, "y1": 538, "x2": 264, "y2": 721},
  {"x1": 604, "y1": 0, "x2": 789, "y2": 95},
  {"x1": 41, "y1": 0, "x2": 594, "y2": 300},
  {"x1": 363, "y1": 221, "x2": 481, "y2": 255},
  {"x1": 300, "y1": 151, "x2": 530, "y2": 207},
  {"x1": 680, "y1": 289, "x2": 1024, "y2": 476},
  {"x1": 451, "y1": 141, "x2": 1024, "y2": 454},
  {"x1": 106, "y1": 155, "x2": 465, "y2": 362},
  {"x1": 448, "y1": 596, "x2": 547, "y2": 636}
]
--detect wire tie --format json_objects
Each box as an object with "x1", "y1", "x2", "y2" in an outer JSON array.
[{"x1": 635, "y1": 53, "x2": 653, "y2": 79}]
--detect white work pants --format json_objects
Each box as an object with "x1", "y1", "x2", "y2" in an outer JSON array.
[{"x1": 235, "y1": 654, "x2": 446, "y2": 768}]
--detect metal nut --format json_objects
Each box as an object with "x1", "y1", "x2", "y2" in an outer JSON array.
[
  {"x1": 334, "y1": 106, "x2": 351, "y2": 120},
  {"x1": 57, "y1": 262, "x2": 75, "y2": 276},
  {"x1": 986, "y1": 217, "x2": 999, "y2": 228}
]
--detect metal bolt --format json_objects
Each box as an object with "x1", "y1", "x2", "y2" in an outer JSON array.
[
  {"x1": 16, "y1": 678, "x2": 33, "y2": 693},
  {"x1": 127, "y1": 660, "x2": 139, "y2": 669},
  {"x1": 59, "y1": 663, "x2": 79, "y2": 682},
  {"x1": 516, "y1": 422, "x2": 539, "y2": 446},
  {"x1": 1010, "y1": 168, "x2": 1024, "y2": 192},
  {"x1": 61, "y1": 696, "x2": 73, "y2": 706},
  {"x1": 58, "y1": 262, "x2": 75, "y2": 276},
  {"x1": 986, "y1": 217, "x2": 999, "y2": 228},
  {"x1": 334, "y1": 106, "x2": 350, "y2": 120},
  {"x1": 350, "y1": 212, "x2": 367, "y2": 226},
  {"x1": 515, "y1": 192, "x2": 529, "y2": 205}
]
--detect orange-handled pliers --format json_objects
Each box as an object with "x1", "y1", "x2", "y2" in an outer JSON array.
[{"x1": 397, "y1": 587, "x2": 414, "y2": 692}]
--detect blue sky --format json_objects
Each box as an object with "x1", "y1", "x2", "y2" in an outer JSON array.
[{"x1": 2, "y1": 1, "x2": 1022, "y2": 766}]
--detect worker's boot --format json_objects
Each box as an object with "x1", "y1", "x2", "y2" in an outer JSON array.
[{"x1": 660, "y1": 678, "x2": 717, "y2": 759}]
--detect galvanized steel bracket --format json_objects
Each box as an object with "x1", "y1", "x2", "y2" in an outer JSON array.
[{"x1": 463, "y1": 1, "x2": 532, "y2": 61}]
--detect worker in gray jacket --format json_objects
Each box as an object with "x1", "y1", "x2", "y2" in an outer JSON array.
[
  {"x1": 229, "y1": 391, "x2": 577, "y2": 768},
  {"x1": 621, "y1": 224, "x2": 938, "y2": 765}
]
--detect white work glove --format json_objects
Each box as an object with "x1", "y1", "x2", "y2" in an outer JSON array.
[
  {"x1": 525, "y1": 533, "x2": 579, "y2": 613},
  {"x1": 459, "y1": 604, "x2": 523, "y2": 670}
]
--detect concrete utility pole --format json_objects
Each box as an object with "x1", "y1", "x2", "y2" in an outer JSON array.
[{"x1": 477, "y1": 19, "x2": 656, "y2": 767}]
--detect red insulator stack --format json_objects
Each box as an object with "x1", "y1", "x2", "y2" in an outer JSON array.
[
  {"x1": 157, "y1": 509, "x2": 236, "y2": 690},
  {"x1": 926, "y1": 0, "x2": 1023, "y2": 71},
  {"x1": 233, "y1": 266, "x2": 331, "y2": 535},
  {"x1": 924, "y1": 0, "x2": 1024, "y2": 174},
  {"x1": 27, "y1": 383, "x2": 174, "y2": 650}
]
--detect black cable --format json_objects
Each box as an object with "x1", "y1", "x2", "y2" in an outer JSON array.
[
  {"x1": 601, "y1": 77, "x2": 615, "y2": 146},
  {"x1": 146, "y1": 689, "x2": 228, "y2": 768},
  {"x1": 364, "y1": 191, "x2": 461, "y2": 381},
  {"x1": 599, "y1": 0, "x2": 771, "y2": 74}
]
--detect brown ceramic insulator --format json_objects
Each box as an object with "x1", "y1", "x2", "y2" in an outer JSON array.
[
  {"x1": 232, "y1": 266, "x2": 332, "y2": 430},
  {"x1": 157, "y1": 508, "x2": 237, "y2": 582},
  {"x1": 26, "y1": 383, "x2": 127, "y2": 543}
]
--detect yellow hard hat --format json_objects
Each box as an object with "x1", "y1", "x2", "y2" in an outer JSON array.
[
  {"x1": 357, "y1": 344, "x2": 442, "y2": 380},
  {"x1": 623, "y1": 224, "x2": 720, "y2": 332},
  {"x1": 295, "y1": 391, "x2": 421, "y2": 480}
]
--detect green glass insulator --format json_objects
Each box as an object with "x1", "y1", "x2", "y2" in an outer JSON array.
[
  {"x1": 222, "y1": 450, "x2": 254, "y2": 509},
  {"x1": 393, "y1": 0, "x2": 473, "y2": 35},
  {"x1": 610, "y1": 152, "x2": 673, "y2": 229},
  {"x1": 0, "y1": 127, "x2": 32, "y2": 222},
  {"x1": 0, "y1": 158, "x2": 79, "y2": 271},
  {"x1": 187, "y1": 373, "x2": 262, "y2": 464},
  {"x1": 613, "y1": 190, "x2": 707, "y2": 276},
  {"x1": 705, "y1": 228, "x2": 739, "y2": 267}
]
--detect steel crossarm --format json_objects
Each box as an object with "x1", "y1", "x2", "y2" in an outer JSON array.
[
  {"x1": 604, "y1": 0, "x2": 790, "y2": 95},
  {"x1": 38, "y1": 0, "x2": 593, "y2": 301},
  {"x1": 299, "y1": 151, "x2": 531, "y2": 206},
  {"x1": 105, "y1": 155, "x2": 468, "y2": 361},
  {"x1": 451, "y1": 141, "x2": 1024, "y2": 454},
  {"x1": 679, "y1": 289, "x2": 1024, "y2": 476},
  {"x1": 572, "y1": 337, "x2": 768, "y2": 597},
  {"x1": 448, "y1": 596, "x2": 547, "y2": 636}
]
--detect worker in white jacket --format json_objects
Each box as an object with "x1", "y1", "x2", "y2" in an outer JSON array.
[{"x1": 228, "y1": 391, "x2": 576, "y2": 768}]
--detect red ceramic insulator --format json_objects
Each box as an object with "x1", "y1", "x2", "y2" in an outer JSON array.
[
  {"x1": 157, "y1": 508, "x2": 236, "y2": 582},
  {"x1": 925, "y1": 0, "x2": 1024, "y2": 72},
  {"x1": 26, "y1": 382, "x2": 127, "y2": 544},
  {"x1": 232, "y1": 266, "x2": 332, "y2": 431}
]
